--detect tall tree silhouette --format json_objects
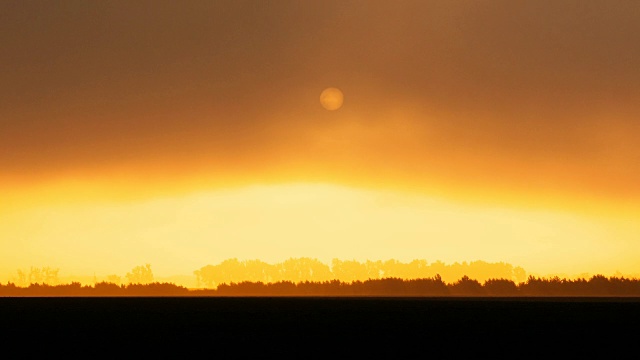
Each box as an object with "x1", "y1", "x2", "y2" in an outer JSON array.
[{"x1": 126, "y1": 264, "x2": 154, "y2": 284}]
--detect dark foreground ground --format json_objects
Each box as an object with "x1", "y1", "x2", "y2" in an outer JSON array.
[{"x1": 3, "y1": 297, "x2": 639, "y2": 356}]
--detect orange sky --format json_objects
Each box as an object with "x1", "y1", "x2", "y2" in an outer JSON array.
[{"x1": 1, "y1": 1, "x2": 639, "y2": 283}]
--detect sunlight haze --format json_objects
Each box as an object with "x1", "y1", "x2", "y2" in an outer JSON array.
[{"x1": 2, "y1": 1, "x2": 639, "y2": 286}]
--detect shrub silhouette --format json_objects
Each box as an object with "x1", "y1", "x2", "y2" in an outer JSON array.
[
  {"x1": 450, "y1": 276, "x2": 485, "y2": 296},
  {"x1": 484, "y1": 278, "x2": 519, "y2": 296},
  {"x1": 3, "y1": 274, "x2": 640, "y2": 296}
]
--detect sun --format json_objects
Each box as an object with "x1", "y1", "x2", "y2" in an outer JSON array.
[{"x1": 320, "y1": 87, "x2": 344, "y2": 111}]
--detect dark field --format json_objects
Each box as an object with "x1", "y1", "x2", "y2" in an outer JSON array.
[{"x1": 3, "y1": 297, "x2": 639, "y2": 356}]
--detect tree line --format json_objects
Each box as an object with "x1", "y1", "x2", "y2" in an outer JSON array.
[
  {"x1": 157, "y1": 274, "x2": 640, "y2": 296},
  {"x1": 3, "y1": 274, "x2": 640, "y2": 296},
  {"x1": 9, "y1": 258, "x2": 529, "y2": 288},
  {"x1": 9, "y1": 264, "x2": 156, "y2": 287},
  {"x1": 193, "y1": 258, "x2": 528, "y2": 287}
]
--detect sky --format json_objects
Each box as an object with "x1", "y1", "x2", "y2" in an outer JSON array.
[{"x1": 1, "y1": 1, "x2": 639, "y2": 283}]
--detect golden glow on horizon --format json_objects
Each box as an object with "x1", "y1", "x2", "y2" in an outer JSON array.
[
  {"x1": 2, "y1": 2, "x2": 640, "y2": 289},
  {"x1": 2, "y1": 182, "x2": 639, "y2": 285}
]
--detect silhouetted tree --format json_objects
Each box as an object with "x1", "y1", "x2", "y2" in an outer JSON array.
[
  {"x1": 126, "y1": 264, "x2": 154, "y2": 284},
  {"x1": 406, "y1": 275, "x2": 450, "y2": 296},
  {"x1": 449, "y1": 275, "x2": 485, "y2": 296},
  {"x1": 94, "y1": 281, "x2": 123, "y2": 296},
  {"x1": 484, "y1": 278, "x2": 519, "y2": 296},
  {"x1": 106, "y1": 274, "x2": 122, "y2": 286},
  {"x1": 13, "y1": 266, "x2": 59, "y2": 287}
]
